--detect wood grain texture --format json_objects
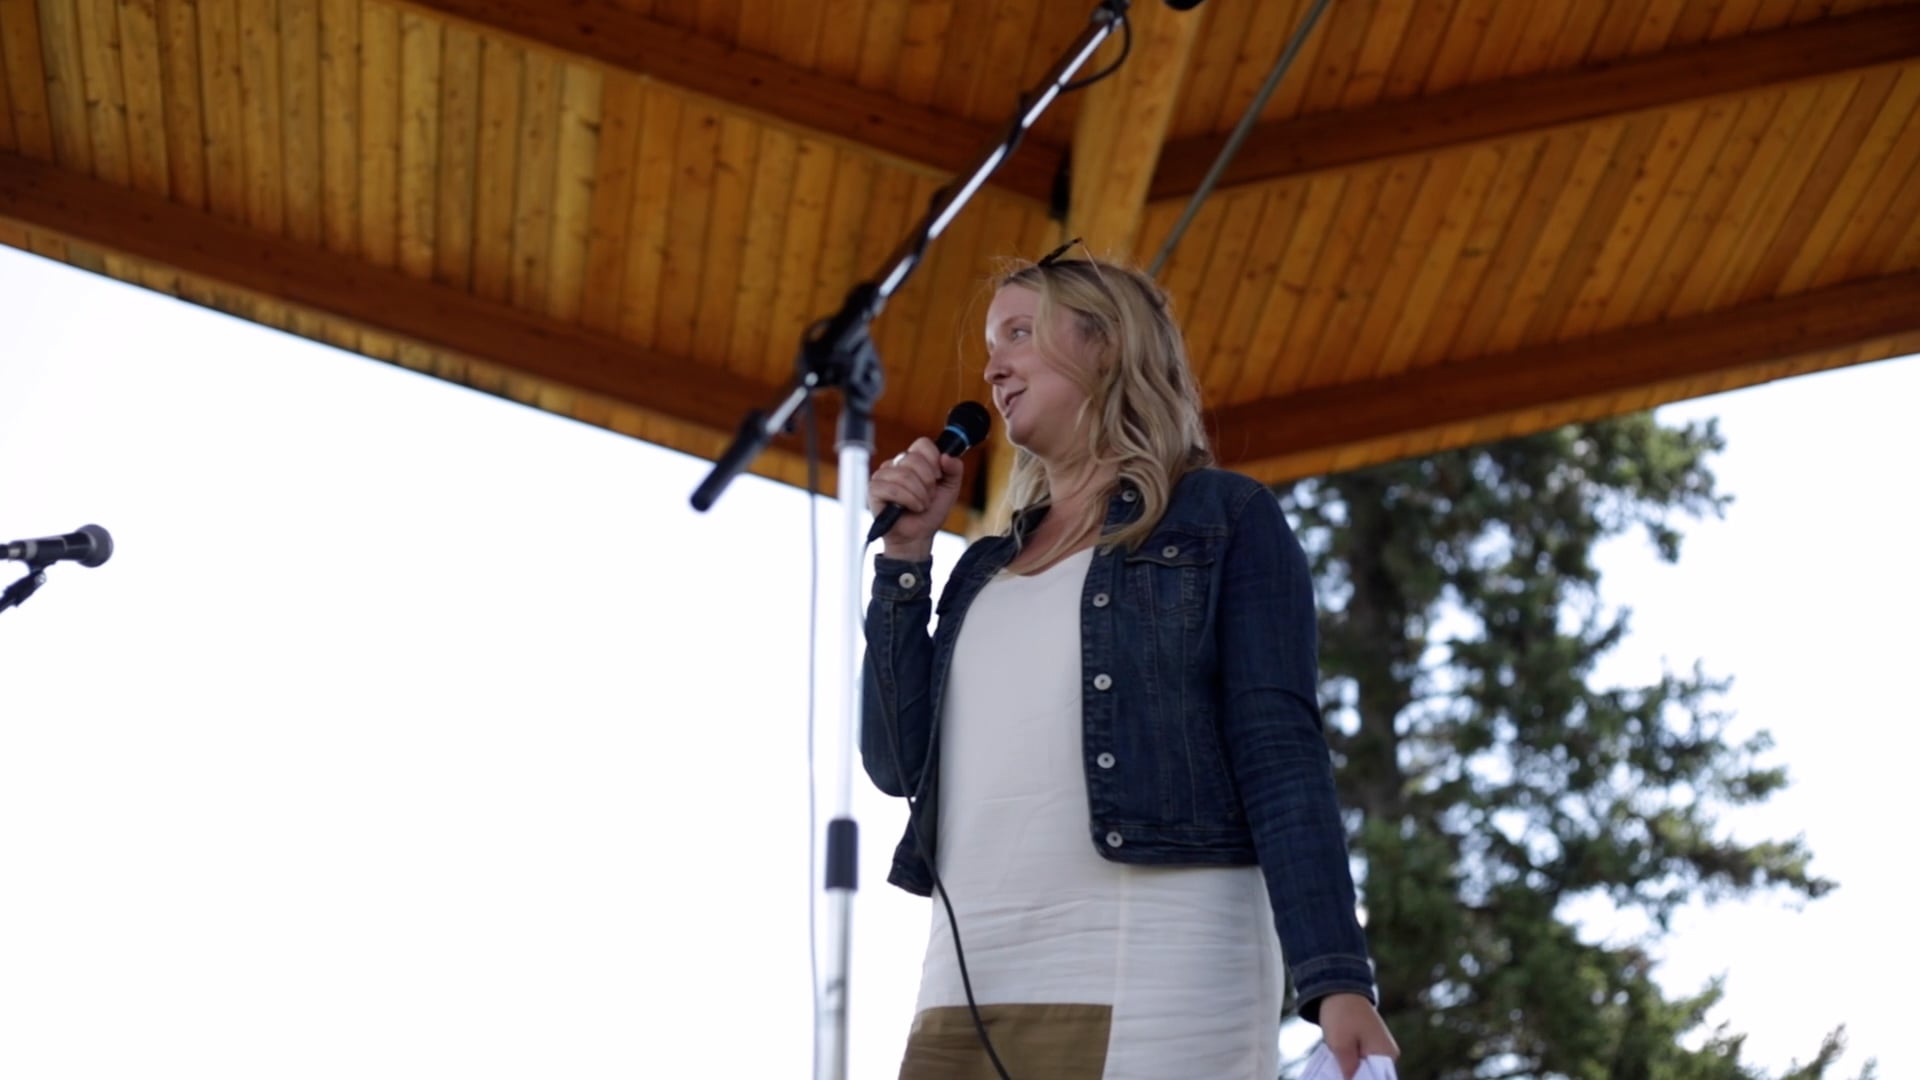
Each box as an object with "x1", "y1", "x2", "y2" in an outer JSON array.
[
  {"x1": 74, "y1": 0, "x2": 129, "y2": 184},
  {"x1": 507, "y1": 46, "x2": 558, "y2": 310},
  {"x1": 1342, "y1": 0, "x2": 1415, "y2": 106},
  {"x1": 689, "y1": 108, "x2": 751, "y2": 360},
  {"x1": 393, "y1": 0, "x2": 1062, "y2": 201},
  {"x1": 2, "y1": 0, "x2": 55, "y2": 161},
  {"x1": 1268, "y1": 164, "x2": 1387, "y2": 395},
  {"x1": 616, "y1": 82, "x2": 675, "y2": 346},
  {"x1": 11, "y1": 0, "x2": 1920, "y2": 500},
  {"x1": 432, "y1": 22, "x2": 479, "y2": 287},
  {"x1": 545, "y1": 60, "x2": 601, "y2": 319},
  {"x1": 1342, "y1": 150, "x2": 1470, "y2": 379},
  {"x1": 1307, "y1": 154, "x2": 1428, "y2": 387},
  {"x1": 1555, "y1": 105, "x2": 1704, "y2": 341},
  {"x1": 1173, "y1": 0, "x2": 1255, "y2": 136},
  {"x1": 237, "y1": 0, "x2": 283, "y2": 232},
  {"x1": 1376, "y1": 144, "x2": 1503, "y2": 375},
  {"x1": 470, "y1": 33, "x2": 518, "y2": 301},
  {"x1": 653, "y1": 98, "x2": 716, "y2": 359},
  {"x1": 1153, "y1": 4, "x2": 1920, "y2": 197},
  {"x1": 39, "y1": 0, "x2": 94, "y2": 171},
  {"x1": 1777, "y1": 63, "x2": 1920, "y2": 294},
  {"x1": 357, "y1": 0, "x2": 398, "y2": 266},
  {"x1": 23, "y1": 150, "x2": 934, "y2": 466},
  {"x1": 578, "y1": 68, "x2": 641, "y2": 331},
  {"x1": 396, "y1": 10, "x2": 441, "y2": 278},
  {"x1": 1199, "y1": 185, "x2": 1297, "y2": 405},
  {"x1": 318, "y1": 0, "x2": 357, "y2": 251},
  {"x1": 1209, "y1": 268, "x2": 1920, "y2": 470},
  {"x1": 1665, "y1": 82, "x2": 1822, "y2": 318},
  {"x1": 1423, "y1": 0, "x2": 1500, "y2": 95},
  {"x1": 1722, "y1": 69, "x2": 1896, "y2": 304},
  {"x1": 1226, "y1": 171, "x2": 1341, "y2": 402},
  {"x1": 197, "y1": 0, "x2": 251, "y2": 221},
  {"x1": 0, "y1": 18, "x2": 13, "y2": 151},
  {"x1": 1502, "y1": 116, "x2": 1661, "y2": 349},
  {"x1": 280, "y1": 0, "x2": 322, "y2": 244},
  {"x1": 724, "y1": 122, "x2": 794, "y2": 377}
]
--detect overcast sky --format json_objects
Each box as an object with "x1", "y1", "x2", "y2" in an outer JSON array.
[{"x1": 2, "y1": 244, "x2": 1913, "y2": 1079}]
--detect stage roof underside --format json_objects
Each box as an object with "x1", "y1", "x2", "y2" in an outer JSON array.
[{"x1": 4, "y1": 0, "x2": 1918, "y2": 528}]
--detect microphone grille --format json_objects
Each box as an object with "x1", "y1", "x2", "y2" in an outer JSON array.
[
  {"x1": 946, "y1": 401, "x2": 992, "y2": 449},
  {"x1": 77, "y1": 524, "x2": 114, "y2": 568}
]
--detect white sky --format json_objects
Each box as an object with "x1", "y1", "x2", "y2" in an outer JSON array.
[{"x1": 0, "y1": 243, "x2": 1913, "y2": 1079}]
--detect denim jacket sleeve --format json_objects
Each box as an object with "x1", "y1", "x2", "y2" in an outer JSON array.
[
  {"x1": 860, "y1": 554, "x2": 938, "y2": 799},
  {"x1": 1218, "y1": 486, "x2": 1378, "y2": 1022}
]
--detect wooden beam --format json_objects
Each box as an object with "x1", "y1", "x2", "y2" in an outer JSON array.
[
  {"x1": 392, "y1": 0, "x2": 1063, "y2": 204},
  {"x1": 1152, "y1": 5, "x2": 1920, "y2": 199},
  {"x1": 1066, "y1": 0, "x2": 1201, "y2": 257},
  {"x1": 0, "y1": 149, "x2": 919, "y2": 461},
  {"x1": 1207, "y1": 270, "x2": 1920, "y2": 467}
]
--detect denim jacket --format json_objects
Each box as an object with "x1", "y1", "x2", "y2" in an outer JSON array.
[{"x1": 860, "y1": 467, "x2": 1377, "y2": 1018}]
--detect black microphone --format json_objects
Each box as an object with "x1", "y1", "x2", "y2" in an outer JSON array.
[
  {"x1": 867, "y1": 402, "x2": 992, "y2": 545},
  {"x1": 3, "y1": 525, "x2": 114, "y2": 568},
  {"x1": 1163, "y1": 0, "x2": 1207, "y2": 9}
]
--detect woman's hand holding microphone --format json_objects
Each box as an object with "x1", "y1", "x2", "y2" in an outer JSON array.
[
  {"x1": 868, "y1": 440, "x2": 966, "y2": 562},
  {"x1": 866, "y1": 401, "x2": 990, "y2": 562}
]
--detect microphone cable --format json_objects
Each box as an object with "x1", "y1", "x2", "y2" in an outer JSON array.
[
  {"x1": 1063, "y1": 7, "x2": 1132, "y2": 93},
  {"x1": 865, "y1": 545, "x2": 1017, "y2": 1080},
  {"x1": 802, "y1": 405, "x2": 1015, "y2": 1079},
  {"x1": 804, "y1": 4, "x2": 1168, "y2": 1071}
]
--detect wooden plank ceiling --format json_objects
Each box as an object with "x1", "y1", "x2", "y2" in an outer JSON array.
[{"x1": 3, "y1": 0, "x2": 1919, "y2": 513}]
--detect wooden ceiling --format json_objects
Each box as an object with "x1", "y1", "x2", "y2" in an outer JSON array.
[{"x1": 3, "y1": 0, "x2": 1918, "y2": 517}]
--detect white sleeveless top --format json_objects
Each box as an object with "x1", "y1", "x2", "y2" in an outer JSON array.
[{"x1": 915, "y1": 548, "x2": 1284, "y2": 1078}]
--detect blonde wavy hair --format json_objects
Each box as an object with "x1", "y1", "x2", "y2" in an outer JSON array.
[{"x1": 992, "y1": 252, "x2": 1213, "y2": 565}]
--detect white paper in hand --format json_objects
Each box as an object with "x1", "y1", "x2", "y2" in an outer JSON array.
[{"x1": 1299, "y1": 1043, "x2": 1399, "y2": 1080}]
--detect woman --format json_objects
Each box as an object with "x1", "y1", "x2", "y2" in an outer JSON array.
[{"x1": 861, "y1": 248, "x2": 1398, "y2": 1079}]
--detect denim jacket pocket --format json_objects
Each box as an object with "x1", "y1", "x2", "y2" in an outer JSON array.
[{"x1": 1123, "y1": 527, "x2": 1222, "y2": 629}]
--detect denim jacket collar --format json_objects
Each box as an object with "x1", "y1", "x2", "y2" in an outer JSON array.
[{"x1": 1007, "y1": 478, "x2": 1147, "y2": 545}]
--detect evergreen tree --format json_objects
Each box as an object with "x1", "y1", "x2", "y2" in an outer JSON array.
[{"x1": 1278, "y1": 415, "x2": 1866, "y2": 1080}]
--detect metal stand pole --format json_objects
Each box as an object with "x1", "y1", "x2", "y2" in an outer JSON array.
[{"x1": 689, "y1": 7, "x2": 1136, "y2": 1077}]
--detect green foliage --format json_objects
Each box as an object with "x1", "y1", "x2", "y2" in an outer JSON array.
[{"x1": 1277, "y1": 415, "x2": 1865, "y2": 1080}]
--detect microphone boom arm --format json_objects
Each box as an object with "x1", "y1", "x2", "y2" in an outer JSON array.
[
  {"x1": 690, "y1": 0, "x2": 1133, "y2": 511},
  {"x1": 685, "y1": 7, "x2": 1138, "y2": 1080}
]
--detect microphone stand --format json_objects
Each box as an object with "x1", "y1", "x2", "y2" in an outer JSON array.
[
  {"x1": 0, "y1": 560, "x2": 53, "y2": 615},
  {"x1": 689, "y1": 4, "x2": 1134, "y2": 1078}
]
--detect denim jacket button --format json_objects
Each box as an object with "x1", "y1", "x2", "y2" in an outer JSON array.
[
  {"x1": 1105, "y1": 830, "x2": 1124, "y2": 848},
  {"x1": 1121, "y1": 490, "x2": 1138, "y2": 503},
  {"x1": 1092, "y1": 592, "x2": 1110, "y2": 608},
  {"x1": 897, "y1": 572, "x2": 918, "y2": 590},
  {"x1": 1093, "y1": 673, "x2": 1113, "y2": 691},
  {"x1": 1096, "y1": 752, "x2": 1116, "y2": 769},
  {"x1": 1161, "y1": 544, "x2": 1179, "y2": 558}
]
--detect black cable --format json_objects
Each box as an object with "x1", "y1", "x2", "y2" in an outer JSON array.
[
  {"x1": 1062, "y1": 10, "x2": 1132, "y2": 93},
  {"x1": 840, "y1": 12, "x2": 1141, "y2": 1075},
  {"x1": 864, "y1": 535, "x2": 1016, "y2": 1080},
  {"x1": 1147, "y1": 0, "x2": 1332, "y2": 275}
]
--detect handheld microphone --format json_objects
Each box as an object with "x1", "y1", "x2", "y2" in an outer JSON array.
[
  {"x1": 867, "y1": 402, "x2": 992, "y2": 544},
  {"x1": 3, "y1": 525, "x2": 115, "y2": 568}
]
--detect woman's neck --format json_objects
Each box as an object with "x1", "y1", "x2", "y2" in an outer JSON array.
[
  {"x1": 1040, "y1": 460, "x2": 1118, "y2": 524},
  {"x1": 1006, "y1": 461, "x2": 1117, "y2": 574}
]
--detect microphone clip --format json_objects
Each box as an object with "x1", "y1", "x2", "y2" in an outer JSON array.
[{"x1": 0, "y1": 564, "x2": 51, "y2": 616}]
